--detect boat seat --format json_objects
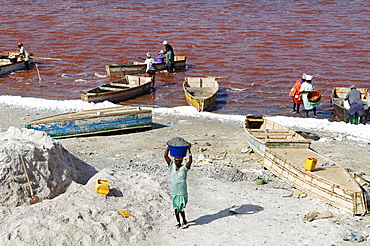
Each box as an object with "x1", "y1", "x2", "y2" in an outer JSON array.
[
  {"x1": 252, "y1": 133, "x2": 295, "y2": 137},
  {"x1": 266, "y1": 129, "x2": 290, "y2": 133},
  {"x1": 110, "y1": 82, "x2": 132, "y2": 87},
  {"x1": 249, "y1": 129, "x2": 266, "y2": 132},
  {"x1": 99, "y1": 86, "x2": 124, "y2": 91}
]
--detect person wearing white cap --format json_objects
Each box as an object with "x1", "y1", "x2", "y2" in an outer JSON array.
[
  {"x1": 288, "y1": 73, "x2": 306, "y2": 113},
  {"x1": 144, "y1": 52, "x2": 156, "y2": 79},
  {"x1": 344, "y1": 85, "x2": 365, "y2": 124},
  {"x1": 162, "y1": 40, "x2": 175, "y2": 72},
  {"x1": 299, "y1": 75, "x2": 317, "y2": 117}
]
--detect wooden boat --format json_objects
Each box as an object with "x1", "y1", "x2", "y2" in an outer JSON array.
[
  {"x1": 24, "y1": 106, "x2": 152, "y2": 138},
  {"x1": 183, "y1": 77, "x2": 219, "y2": 112},
  {"x1": 244, "y1": 116, "x2": 312, "y2": 158},
  {"x1": 105, "y1": 56, "x2": 187, "y2": 77},
  {"x1": 0, "y1": 52, "x2": 33, "y2": 75},
  {"x1": 244, "y1": 116, "x2": 367, "y2": 215},
  {"x1": 331, "y1": 87, "x2": 370, "y2": 125},
  {"x1": 81, "y1": 75, "x2": 154, "y2": 103}
]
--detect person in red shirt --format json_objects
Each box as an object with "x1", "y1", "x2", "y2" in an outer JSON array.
[{"x1": 288, "y1": 73, "x2": 306, "y2": 113}]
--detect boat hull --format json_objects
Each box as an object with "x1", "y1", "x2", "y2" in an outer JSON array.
[
  {"x1": 264, "y1": 148, "x2": 367, "y2": 215},
  {"x1": 183, "y1": 77, "x2": 219, "y2": 112},
  {"x1": 0, "y1": 58, "x2": 33, "y2": 75},
  {"x1": 81, "y1": 75, "x2": 154, "y2": 103},
  {"x1": 331, "y1": 87, "x2": 370, "y2": 125},
  {"x1": 24, "y1": 106, "x2": 152, "y2": 138},
  {"x1": 106, "y1": 56, "x2": 187, "y2": 77}
]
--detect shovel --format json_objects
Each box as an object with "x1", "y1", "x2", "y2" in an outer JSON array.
[{"x1": 20, "y1": 155, "x2": 39, "y2": 204}]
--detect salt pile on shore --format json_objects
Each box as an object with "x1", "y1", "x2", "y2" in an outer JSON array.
[
  {"x1": 0, "y1": 127, "x2": 97, "y2": 207},
  {"x1": 0, "y1": 127, "x2": 174, "y2": 245}
]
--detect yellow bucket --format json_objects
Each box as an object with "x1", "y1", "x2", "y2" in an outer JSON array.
[
  {"x1": 95, "y1": 179, "x2": 110, "y2": 195},
  {"x1": 304, "y1": 158, "x2": 317, "y2": 171}
]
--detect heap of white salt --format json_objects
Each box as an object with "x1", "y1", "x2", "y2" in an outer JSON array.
[{"x1": 0, "y1": 127, "x2": 97, "y2": 207}]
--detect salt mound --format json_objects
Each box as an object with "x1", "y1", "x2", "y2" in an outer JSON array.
[
  {"x1": 0, "y1": 127, "x2": 97, "y2": 207},
  {"x1": 0, "y1": 168, "x2": 172, "y2": 245},
  {"x1": 167, "y1": 137, "x2": 190, "y2": 146}
]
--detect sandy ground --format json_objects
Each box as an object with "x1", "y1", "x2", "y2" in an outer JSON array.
[{"x1": 1, "y1": 105, "x2": 370, "y2": 245}]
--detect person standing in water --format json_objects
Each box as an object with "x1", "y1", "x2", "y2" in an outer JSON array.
[
  {"x1": 162, "y1": 40, "x2": 175, "y2": 72},
  {"x1": 300, "y1": 75, "x2": 317, "y2": 117},
  {"x1": 164, "y1": 143, "x2": 192, "y2": 229},
  {"x1": 288, "y1": 73, "x2": 306, "y2": 113}
]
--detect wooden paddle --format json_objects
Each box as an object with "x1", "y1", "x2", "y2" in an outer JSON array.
[
  {"x1": 30, "y1": 56, "x2": 61, "y2": 61},
  {"x1": 20, "y1": 155, "x2": 40, "y2": 205}
]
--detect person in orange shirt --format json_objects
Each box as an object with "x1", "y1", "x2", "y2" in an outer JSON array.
[{"x1": 288, "y1": 73, "x2": 306, "y2": 113}]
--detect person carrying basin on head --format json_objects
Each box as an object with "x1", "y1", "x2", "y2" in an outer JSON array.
[
  {"x1": 164, "y1": 137, "x2": 192, "y2": 229},
  {"x1": 289, "y1": 73, "x2": 306, "y2": 114},
  {"x1": 162, "y1": 40, "x2": 175, "y2": 73},
  {"x1": 344, "y1": 85, "x2": 366, "y2": 124}
]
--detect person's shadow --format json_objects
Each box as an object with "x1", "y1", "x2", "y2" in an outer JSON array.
[{"x1": 188, "y1": 204, "x2": 264, "y2": 227}]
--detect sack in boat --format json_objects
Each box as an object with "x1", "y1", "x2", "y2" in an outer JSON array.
[{"x1": 307, "y1": 90, "x2": 321, "y2": 102}]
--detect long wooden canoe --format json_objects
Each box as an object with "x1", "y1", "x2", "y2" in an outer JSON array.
[
  {"x1": 81, "y1": 75, "x2": 154, "y2": 103},
  {"x1": 24, "y1": 106, "x2": 152, "y2": 138},
  {"x1": 244, "y1": 116, "x2": 367, "y2": 215},
  {"x1": 105, "y1": 56, "x2": 187, "y2": 77},
  {"x1": 331, "y1": 87, "x2": 370, "y2": 125},
  {"x1": 183, "y1": 77, "x2": 219, "y2": 112},
  {"x1": 0, "y1": 53, "x2": 33, "y2": 75}
]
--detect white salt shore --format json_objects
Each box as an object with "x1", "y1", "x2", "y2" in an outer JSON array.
[{"x1": 0, "y1": 97, "x2": 369, "y2": 245}]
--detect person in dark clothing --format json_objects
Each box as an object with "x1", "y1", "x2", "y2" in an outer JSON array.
[
  {"x1": 162, "y1": 40, "x2": 175, "y2": 73},
  {"x1": 344, "y1": 85, "x2": 365, "y2": 124}
]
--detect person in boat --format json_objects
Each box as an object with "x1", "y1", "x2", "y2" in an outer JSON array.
[
  {"x1": 17, "y1": 42, "x2": 30, "y2": 70},
  {"x1": 164, "y1": 144, "x2": 192, "y2": 229},
  {"x1": 289, "y1": 73, "x2": 306, "y2": 113},
  {"x1": 344, "y1": 85, "x2": 365, "y2": 124},
  {"x1": 299, "y1": 75, "x2": 317, "y2": 117},
  {"x1": 162, "y1": 40, "x2": 175, "y2": 73},
  {"x1": 144, "y1": 52, "x2": 156, "y2": 80}
]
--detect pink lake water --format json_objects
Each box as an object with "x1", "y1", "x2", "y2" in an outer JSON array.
[{"x1": 1, "y1": 0, "x2": 369, "y2": 119}]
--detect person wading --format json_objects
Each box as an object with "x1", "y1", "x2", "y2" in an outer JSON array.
[
  {"x1": 289, "y1": 73, "x2": 306, "y2": 113},
  {"x1": 300, "y1": 75, "x2": 317, "y2": 117},
  {"x1": 162, "y1": 40, "x2": 175, "y2": 73}
]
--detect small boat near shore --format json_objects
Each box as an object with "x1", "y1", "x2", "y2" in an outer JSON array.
[
  {"x1": 105, "y1": 56, "x2": 187, "y2": 77},
  {"x1": 244, "y1": 116, "x2": 367, "y2": 215},
  {"x1": 331, "y1": 87, "x2": 370, "y2": 125},
  {"x1": 24, "y1": 106, "x2": 152, "y2": 138},
  {"x1": 183, "y1": 76, "x2": 219, "y2": 112},
  {"x1": 81, "y1": 75, "x2": 154, "y2": 103},
  {"x1": 244, "y1": 116, "x2": 311, "y2": 158},
  {"x1": 0, "y1": 52, "x2": 33, "y2": 75}
]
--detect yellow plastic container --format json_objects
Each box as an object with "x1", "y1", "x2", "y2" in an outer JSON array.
[
  {"x1": 95, "y1": 179, "x2": 110, "y2": 195},
  {"x1": 304, "y1": 158, "x2": 317, "y2": 171}
]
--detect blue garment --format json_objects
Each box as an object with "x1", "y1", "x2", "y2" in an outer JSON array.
[{"x1": 349, "y1": 103, "x2": 365, "y2": 116}]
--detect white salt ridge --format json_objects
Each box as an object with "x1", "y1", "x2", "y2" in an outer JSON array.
[{"x1": 0, "y1": 95, "x2": 369, "y2": 142}]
